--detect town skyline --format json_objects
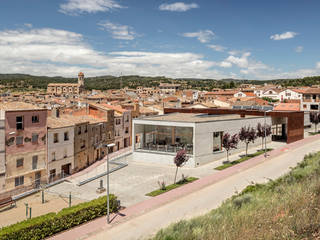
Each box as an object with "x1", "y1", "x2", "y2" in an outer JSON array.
[{"x1": 1, "y1": 0, "x2": 320, "y2": 80}]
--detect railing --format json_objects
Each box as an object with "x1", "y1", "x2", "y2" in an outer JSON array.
[{"x1": 136, "y1": 143, "x2": 193, "y2": 154}]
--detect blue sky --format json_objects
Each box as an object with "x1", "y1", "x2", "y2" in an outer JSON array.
[{"x1": 0, "y1": 0, "x2": 320, "y2": 80}]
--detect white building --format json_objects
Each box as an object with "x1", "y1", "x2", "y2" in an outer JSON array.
[
  {"x1": 254, "y1": 88, "x2": 280, "y2": 100},
  {"x1": 47, "y1": 116, "x2": 75, "y2": 180},
  {"x1": 278, "y1": 89, "x2": 302, "y2": 102},
  {"x1": 132, "y1": 113, "x2": 271, "y2": 167}
]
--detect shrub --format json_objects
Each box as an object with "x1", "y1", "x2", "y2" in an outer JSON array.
[
  {"x1": 0, "y1": 195, "x2": 118, "y2": 240},
  {"x1": 158, "y1": 180, "x2": 166, "y2": 191},
  {"x1": 232, "y1": 194, "x2": 253, "y2": 209}
]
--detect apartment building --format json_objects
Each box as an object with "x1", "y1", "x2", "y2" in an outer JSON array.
[
  {"x1": 47, "y1": 113, "x2": 75, "y2": 181},
  {"x1": 300, "y1": 88, "x2": 320, "y2": 111},
  {"x1": 0, "y1": 103, "x2": 47, "y2": 194},
  {"x1": 89, "y1": 104, "x2": 130, "y2": 152}
]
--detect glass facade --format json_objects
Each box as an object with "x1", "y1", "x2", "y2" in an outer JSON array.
[{"x1": 135, "y1": 124, "x2": 193, "y2": 154}]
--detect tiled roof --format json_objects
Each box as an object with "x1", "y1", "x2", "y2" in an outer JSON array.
[{"x1": 273, "y1": 103, "x2": 300, "y2": 111}]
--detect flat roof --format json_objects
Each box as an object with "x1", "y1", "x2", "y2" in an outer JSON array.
[
  {"x1": 139, "y1": 112, "x2": 263, "y2": 123},
  {"x1": 0, "y1": 102, "x2": 44, "y2": 111}
]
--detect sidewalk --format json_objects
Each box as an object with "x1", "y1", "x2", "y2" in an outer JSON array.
[
  {"x1": 50, "y1": 133, "x2": 320, "y2": 240},
  {"x1": 67, "y1": 147, "x2": 132, "y2": 181}
]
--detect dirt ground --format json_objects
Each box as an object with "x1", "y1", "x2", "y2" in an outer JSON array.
[{"x1": 0, "y1": 190, "x2": 84, "y2": 228}]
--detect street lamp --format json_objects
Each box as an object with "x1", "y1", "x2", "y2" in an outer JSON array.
[
  {"x1": 264, "y1": 109, "x2": 272, "y2": 158},
  {"x1": 105, "y1": 143, "x2": 115, "y2": 224}
]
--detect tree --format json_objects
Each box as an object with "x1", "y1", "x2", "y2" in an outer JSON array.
[
  {"x1": 222, "y1": 133, "x2": 239, "y2": 162},
  {"x1": 239, "y1": 126, "x2": 257, "y2": 156},
  {"x1": 173, "y1": 149, "x2": 189, "y2": 184},
  {"x1": 256, "y1": 123, "x2": 272, "y2": 150},
  {"x1": 310, "y1": 112, "x2": 320, "y2": 133}
]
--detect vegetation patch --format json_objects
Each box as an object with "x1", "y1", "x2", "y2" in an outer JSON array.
[
  {"x1": 214, "y1": 148, "x2": 273, "y2": 170},
  {"x1": 146, "y1": 177, "x2": 198, "y2": 197},
  {"x1": 309, "y1": 131, "x2": 320, "y2": 136},
  {"x1": 152, "y1": 152, "x2": 320, "y2": 240},
  {"x1": 0, "y1": 195, "x2": 118, "y2": 240}
]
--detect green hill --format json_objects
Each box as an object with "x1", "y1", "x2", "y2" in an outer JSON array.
[
  {"x1": 152, "y1": 152, "x2": 320, "y2": 240},
  {"x1": 1, "y1": 74, "x2": 320, "y2": 92}
]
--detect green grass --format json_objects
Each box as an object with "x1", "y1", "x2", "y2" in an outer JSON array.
[
  {"x1": 146, "y1": 177, "x2": 199, "y2": 197},
  {"x1": 309, "y1": 131, "x2": 320, "y2": 136},
  {"x1": 214, "y1": 148, "x2": 273, "y2": 170},
  {"x1": 151, "y1": 152, "x2": 320, "y2": 240}
]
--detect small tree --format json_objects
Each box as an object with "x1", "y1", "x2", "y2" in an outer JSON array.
[
  {"x1": 173, "y1": 149, "x2": 189, "y2": 184},
  {"x1": 222, "y1": 133, "x2": 239, "y2": 162},
  {"x1": 256, "y1": 123, "x2": 272, "y2": 150},
  {"x1": 239, "y1": 126, "x2": 257, "y2": 156},
  {"x1": 310, "y1": 112, "x2": 320, "y2": 133}
]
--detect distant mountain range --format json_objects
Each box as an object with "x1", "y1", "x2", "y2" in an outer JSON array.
[{"x1": 0, "y1": 74, "x2": 320, "y2": 91}]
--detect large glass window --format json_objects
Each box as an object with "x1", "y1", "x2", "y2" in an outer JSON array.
[
  {"x1": 136, "y1": 125, "x2": 193, "y2": 154},
  {"x1": 213, "y1": 132, "x2": 223, "y2": 152}
]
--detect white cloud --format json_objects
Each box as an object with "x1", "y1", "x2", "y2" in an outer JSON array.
[
  {"x1": 217, "y1": 61, "x2": 232, "y2": 68},
  {"x1": 295, "y1": 46, "x2": 303, "y2": 53},
  {"x1": 0, "y1": 27, "x2": 232, "y2": 79},
  {"x1": 207, "y1": 44, "x2": 226, "y2": 52},
  {"x1": 159, "y1": 2, "x2": 198, "y2": 12},
  {"x1": 225, "y1": 52, "x2": 251, "y2": 68},
  {"x1": 59, "y1": 0, "x2": 123, "y2": 15},
  {"x1": 316, "y1": 62, "x2": 320, "y2": 69},
  {"x1": 24, "y1": 23, "x2": 33, "y2": 28},
  {"x1": 182, "y1": 30, "x2": 215, "y2": 43},
  {"x1": 270, "y1": 31, "x2": 297, "y2": 40},
  {"x1": 98, "y1": 21, "x2": 137, "y2": 40}
]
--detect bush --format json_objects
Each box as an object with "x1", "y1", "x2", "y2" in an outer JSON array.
[
  {"x1": 232, "y1": 194, "x2": 253, "y2": 208},
  {"x1": 0, "y1": 195, "x2": 118, "y2": 240}
]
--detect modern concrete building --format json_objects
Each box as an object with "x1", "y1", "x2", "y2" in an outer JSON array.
[
  {"x1": 0, "y1": 102, "x2": 47, "y2": 195},
  {"x1": 132, "y1": 112, "x2": 272, "y2": 167}
]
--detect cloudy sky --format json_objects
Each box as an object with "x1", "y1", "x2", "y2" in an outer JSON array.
[{"x1": 1, "y1": 0, "x2": 320, "y2": 80}]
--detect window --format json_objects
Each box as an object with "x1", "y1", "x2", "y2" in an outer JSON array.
[
  {"x1": 213, "y1": 132, "x2": 223, "y2": 152},
  {"x1": 84, "y1": 125, "x2": 88, "y2": 133},
  {"x1": 313, "y1": 95, "x2": 317, "y2": 100},
  {"x1": 16, "y1": 136, "x2": 23, "y2": 145},
  {"x1": 64, "y1": 132, "x2": 69, "y2": 141},
  {"x1": 15, "y1": 176, "x2": 24, "y2": 187},
  {"x1": 50, "y1": 169, "x2": 56, "y2": 181},
  {"x1": 125, "y1": 127, "x2": 129, "y2": 134},
  {"x1": 52, "y1": 152, "x2": 56, "y2": 161},
  {"x1": 311, "y1": 104, "x2": 319, "y2": 110},
  {"x1": 32, "y1": 115, "x2": 39, "y2": 123},
  {"x1": 108, "y1": 131, "x2": 112, "y2": 139},
  {"x1": 16, "y1": 116, "x2": 23, "y2": 130},
  {"x1": 126, "y1": 115, "x2": 129, "y2": 122},
  {"x1": 32, "y1": 156, "x2": 38, "y2": 170},
  {"x1": 116, "y1": 119, "x2": 121, "y2": 125},
  {"x1": 303, "y1": 104, "x2": 307, "y2": 109},
  {"x1": 16, "y1": 158, "x2": 24, "y2": 167},
  {"x1": 32, "y1": 133, "x2": 38, "y2": 143},
  {"x1": 81, "y1": 140, "x2": 86, "y2": 149},
  {"x1": 78, "y1": 126, "x2": 82, "y2": 135},
  {"x1": 54, "y1": 133, "x2": 59, "y2": 143}
]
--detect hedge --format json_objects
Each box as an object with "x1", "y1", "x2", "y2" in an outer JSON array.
[{"x1": 0, "y1": 195, "x2": 118, "y2": 240}]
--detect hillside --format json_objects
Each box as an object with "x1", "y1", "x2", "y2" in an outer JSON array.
[
  {"x1": 152, "y1": 152, "x2": 320, "y2": 240},
  {"x1": 1, "y1": 74, "x2": 320, "y2": 91}
]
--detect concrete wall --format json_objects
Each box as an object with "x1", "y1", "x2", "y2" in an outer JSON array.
[{"x1": 194, "y1": 116, "x2": 272, "y2": 166}]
